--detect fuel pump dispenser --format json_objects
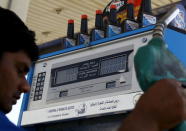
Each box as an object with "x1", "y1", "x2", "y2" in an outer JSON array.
[{"x1": 18, "y1": 1, "x2": 186, "y2": 131}]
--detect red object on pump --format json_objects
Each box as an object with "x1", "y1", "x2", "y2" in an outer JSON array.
[
  {"x1": 81, "y1": 15, "x2": 88, "y2": 19},
  {"x1": 68, "y1": 19, "x2": 74, "y2": 24}
]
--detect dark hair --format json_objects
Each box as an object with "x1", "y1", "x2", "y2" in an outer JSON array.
[{"x1": 0, "y1": 7, "x2": 39, "y2": 62}]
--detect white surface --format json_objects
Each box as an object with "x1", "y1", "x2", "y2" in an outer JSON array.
[
  {"x1": 21, "y1": 92, "x2": 143, "y2": 126},
  {"x1": 0, "y1": 0, "x2": 9, "y2": 8},
  {"x1": 28, "y1": 31, "x2": 153, "y2": 111},
  {"x1": 10, "y1": 0, "x2": 31, "y2": 22},
  {"x1": 6, "y1": 94, "x2": 23, "y2": 125}
]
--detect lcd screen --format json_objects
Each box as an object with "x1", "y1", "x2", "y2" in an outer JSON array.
[
  {"x1": 51, "y1": 50, "x2": 132, "y2": 87},
  {"x1": 100, "y1": 55, "x2": 126, "y2": 75},
  {"x1": 55, "y1": 67, "x2": 78, "y2": 85}
]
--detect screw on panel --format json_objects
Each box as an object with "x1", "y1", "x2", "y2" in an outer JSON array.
[
  {"x1": 43, "y1": 63, "x2": 47, "y2": 67},
  {"x1": 142, "y1": 37, "x2": 148, "y2": 43}
]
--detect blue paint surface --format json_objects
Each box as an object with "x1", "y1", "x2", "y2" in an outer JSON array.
[{"x1": 165, "y1": 28, "x2": 186, "y2": 66}]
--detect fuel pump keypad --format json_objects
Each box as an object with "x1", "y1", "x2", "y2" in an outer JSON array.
[{"x1": 34, "y1": 72, "x2": 46, "y2": 101}]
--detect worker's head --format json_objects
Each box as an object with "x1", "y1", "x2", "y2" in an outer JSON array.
[{"x1": 0, "y1": 7, "x2": 39, "y2": 113}]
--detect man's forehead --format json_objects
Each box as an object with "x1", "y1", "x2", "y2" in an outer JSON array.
[
  {"x1": 14, "y1": 51, "x2": 32, "y2": 66},
  {"x1": 2, "y1": 51, "x2": 32, "y2": 67}
]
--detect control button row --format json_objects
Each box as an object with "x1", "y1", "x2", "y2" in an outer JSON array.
[
  {"x1": 38, "y1": 72, "x2": 46, "y2": 77},
  {"x1": 36, "y1": 82, "x2": 44, "y2": 87},
  {"x1": 34, "y1": 95, "x2": 42, "y2": 101},
  {"x1": 33, "y1": 72, "x2": 46, "y2": 101}
]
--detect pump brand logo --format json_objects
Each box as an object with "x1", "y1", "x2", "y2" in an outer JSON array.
[{"x1": 76, "y1": 103, "x2": 87, "y2": 115}]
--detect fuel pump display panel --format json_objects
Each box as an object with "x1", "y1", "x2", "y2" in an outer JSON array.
[
  {"x1": 28, "y1": 39, "x2": 141, "y2": 111},
  {"x1": 51, "y1": 52, "x2": 130, "y2": 87},
  {"x1": 21, "y1": 30, "x2": 154, "y2": 126},
  {"x1": 45, "y1": 48, "x2": 134, "y2": 104},
  {"x1": 46, "y1": 50, "x2": 132, "y2": 103}
]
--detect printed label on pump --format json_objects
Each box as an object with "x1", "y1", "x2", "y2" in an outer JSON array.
[
  {"x1": 142, "y1": 14, "x2": 156, "y2": 27},
  {"x1": 64, "y1": 38, "x2": 76, "y2": 48},
  {"x1": 107, "y1": 25, "x2": 121, "y2": 37},
  {"x1": 125, "y1": 20, "x2": 139, "y2": 31},
  {"x1": 92, "y1": 29, "x2": 105, "y2": 41},
  {"x1": 79, "y1": 34, "x2": 90, "y2": 45}
]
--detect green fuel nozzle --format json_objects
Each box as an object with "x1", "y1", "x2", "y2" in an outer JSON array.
[{"x1": 134, "y1": 6, "x2": 186, "y2": 131}]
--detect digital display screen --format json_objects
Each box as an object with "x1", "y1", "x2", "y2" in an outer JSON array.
[
  {"x1": 100, "y1": 55, "x2": 126, "y2": 75},
  {"x1": 51, "y1": 50, "x2": 132, "y2": 87},
  {"x1": 55, "y1": 67, "x2": 78, "y2": 85}
]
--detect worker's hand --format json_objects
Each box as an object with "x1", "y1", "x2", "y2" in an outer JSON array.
[{"x1": 118, "y1": 79, "x2": 186, "y2": 131}]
